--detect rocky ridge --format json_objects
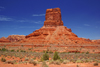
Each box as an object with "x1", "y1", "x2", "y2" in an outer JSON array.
[{"x1": 0, "y1": 35, "x2": 25, "y2": 42}]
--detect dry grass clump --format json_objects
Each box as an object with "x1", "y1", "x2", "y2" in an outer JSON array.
[
  {"x1": 29, "y1": 59, "x2": 38, "y2": 66},
  {"x1": 63, "y1": 60, "x2": 70, "y2": 64},
  {"x1": 6, "y1": 60, "x2": 16, "y2": 64},
  {"x1": 1, "y1": 57, "x2": 6, "y2": 62},
  {"x1": 25, "y1": 57, "x2": 29, "y2": 61},
  {"x1": 41, "y1": 61, "x2": 48, "y2": 67}
]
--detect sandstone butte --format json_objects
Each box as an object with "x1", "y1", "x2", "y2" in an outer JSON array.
[{"x1": 18, "y1": 8, "x2": 99, "y2": 45}]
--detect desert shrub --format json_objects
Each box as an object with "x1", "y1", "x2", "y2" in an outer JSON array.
[
  {"x1": 53, "y1": 51, "x2": 60, "y2": 61},
  {"x1": 55, "y1": 60, "x2": 61, "y2": 65},
  {"x1": 41, "y1": 61, "x2": 48, "y2": 67},
  {"x1": 28, "y1": 48, "x2": 31, "y2": 50},
  {"x1": 6, "y1": 60, "x2": 16, "y2": 64},
  {"x1": 86, "y1": 51, "x2": 89, "y2": 54},
  {"x1": 93, "y1": 62, "x2": 98, "y2": 66},
  {"x1": 33, "y1": 57, "x2": 36, "y2": 60},
  {"x1": 59, "y1": 59, "x2": 64, "y2": 62},
  {"x1": 42, "y1": 52, "x2": 49, "y2": 61},
  {"x1": 17, "y1": 50, "x2": 19, "y2": 52},
  {"x1": 11, "y1": 49, "x2": 15, "y2": 52},
  {"x1": 48, "y1": 51, "x2": 53, "y2": 53},
  {"x1": 76, "y1": 59, "x2": 83, "y2": 63},
  {"x1": 96, "y1": 60, "x2": 100, "y2": 63},
  {"x1": 43, "y1": 50, "x2": 49, "y2": 53},
  {"x1": 49, "y1": 60, "x2": 55, "y2": 64},
  {"x1": 25, "y1": 57, "x2": 29, "y2": 61},
  {"x1": 29, "y1": 60, "x2": 37, "y2": 66},
  {"x1": 20, "y1": 50, "x2": 26, "y2": 52},
  {"x1": 1, "y1": 58, "x2": 6, "y2": 62},
  {"x1": 63, "y1": 60, "x2": 70, "y2": 64},
  {"x1": 1, "y1": 48, "x2": 8, "y2": 51}
]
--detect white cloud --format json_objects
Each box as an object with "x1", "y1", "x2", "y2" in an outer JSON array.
[
  {"x1": 17, "y1": 19, "x2": 43, "y2": 24},
  {"x1": 32, "y1": 14, "x2": 45, "y2": 16},
  {"x1": 0, "y1": 6, "x2": 5, "y2": 9},
  {"x1": 17, "y1": 20, "x2": 30, "y2": 22},
  {"x1": 0, "y1": 16, "x2": 13, "y2": 21},
  {"x1": 34, "y1": 21, "x2": 43, "y2": 24},
  {"x1": 0, "y1": 6, "x2": 5, "y2": 11},
  {"x1": 84, "y1": 24, "x2": 90, "y2": 26}
]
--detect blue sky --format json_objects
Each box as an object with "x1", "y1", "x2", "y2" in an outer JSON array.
[{"x1": 0, "y1": 0, "x2": 100, "y2": 40}]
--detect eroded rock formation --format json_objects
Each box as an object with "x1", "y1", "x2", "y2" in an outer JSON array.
[
  {"x1": 0, "y1": 35, "x2": 25, "y2": 42},
  {"x1": 0, "y1": 37, "x2": 10, "y2": 43},
  {"x1": 44, "y1": 8, "x2": 63, "y2": 27},
  {"x1": 20, "y1": 8, "x2": 97, "y2": 45},
  {"x1": 7, "y1": 35, "x2": 25, "y2": 42}
]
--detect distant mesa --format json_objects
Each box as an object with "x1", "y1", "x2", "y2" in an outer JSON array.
[
  {"x1": 20, "y1": 8, "x2": 98, "y2": 45},
  {"x1": 0, "y1": 35, "x2": 25, "y2": 43},
  {"x1": 0, "y1": 37, "x2": 10, "y2": 43}
]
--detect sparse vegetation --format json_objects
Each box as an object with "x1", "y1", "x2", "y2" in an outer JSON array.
[
  {"x1": 76, "y1": 59, "x2": 82, "y2": 63},
  {"x1": 86, "y1": 51, "x2": 89, "y2": 54},
  {"x1": 11, "y1": 49, "x2": 15, "y2": 52},
  {"x1": 55, "y1": 60, "x2": 61, "y2": 65},
  {"x1": 0, "y1": 46, "x2": 100, "y2": 67},
  {"x1": 6, "y1": 60, "x2": 16, "y2": 64},
  {"x1": 25, "y1": 57, "x2": 29, "y2": 61},
  {"x1": 1, "y1": 48, "x2": 8, "y2": 51},
  {"x1": 42, "y1": 52, "x2": 49, "y2": 61},
  {"x1": 41, "y1": 61, "x2": 48, "y2": 67},
  {"x1": 53, "y1": 51, "x2": 60, "y2": 61},
  {"x1": 29, "y1": 60, "x2": 37, "y2": 66},
  {"x1": 63, "y1": 60, "x2": 70, "y2": 64},
  {"x1": 1, "y1": 57, "x2": 6, "y2": 62}
]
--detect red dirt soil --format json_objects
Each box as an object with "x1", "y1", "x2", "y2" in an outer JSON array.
[{"x1": 0, "y1": 61, "x2": 100, "y2": 67}]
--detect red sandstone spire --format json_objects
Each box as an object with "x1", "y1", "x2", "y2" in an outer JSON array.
[{"x1": 44, "y1": 8, "x2": 63, "y2": 27}]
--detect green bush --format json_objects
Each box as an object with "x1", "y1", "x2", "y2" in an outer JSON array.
[
  {"x1": 1, "y1": 58, "x2": 6, "y2": 62},
  {"x1": 1, "y1": 48, "x2": 8, "y2": 51},
  {"x1": 42, "y1": 52, "x2": 49, "y2": 61},
  {"x1": 11, "y1": 50, "x2": 15, "y2": 52},
  {"x1": 86, "y1": 51, "x2": 89, "y2": 54},
  {"x1": 20, "y1": 50, "x2": 26, "y2": 52},
  {"x1": 53, "y1": 51, "x2": 60, "y2": 61}
]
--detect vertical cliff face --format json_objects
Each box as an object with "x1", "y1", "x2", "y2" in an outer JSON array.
[
  {"x1": 44, "y1": 8, "x2": 63, "y2": 27},
  {"x1": 23, "y1": 8, "x2": 95, "y2": 45}
]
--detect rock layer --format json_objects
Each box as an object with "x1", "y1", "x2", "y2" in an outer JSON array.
[
  {"x1": 21, "y1": 8, "x2": 97, "y2": 45},
  {"x1": 7, "y1": 35, "x2": 25, "y2": 42},
  {"x1": 0, "y1": 35, "x2": 25, "y2": 42},
  {"x1": 44, "y1": 8, "x2": 63, "y2": 27},
  {"x1": 0, "y1": 37, "x2": 10, "y2": 42}
]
